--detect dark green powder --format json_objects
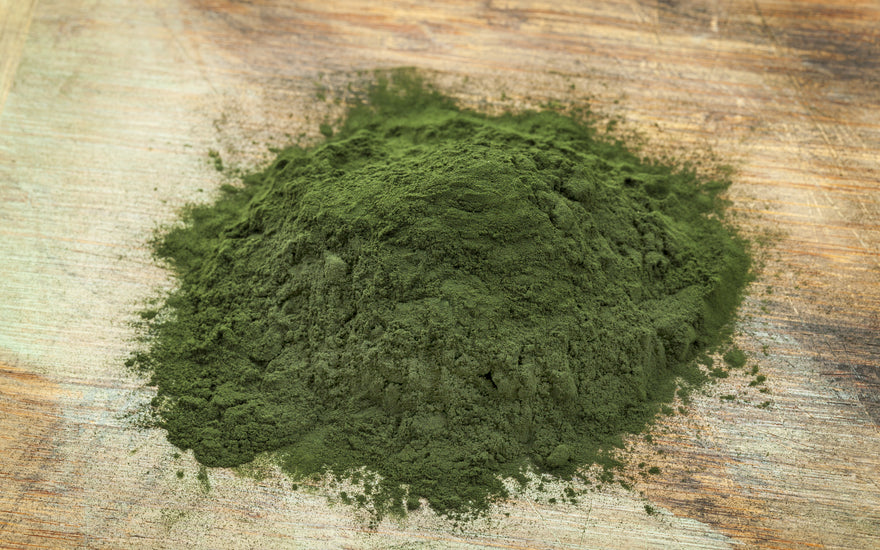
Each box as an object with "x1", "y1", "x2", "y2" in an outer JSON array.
[{"x1": 131, "y1": 70, "x2": 750, "y2": 518}]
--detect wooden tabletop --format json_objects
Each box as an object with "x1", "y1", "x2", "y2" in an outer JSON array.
[{"x1": 1, "y1": 1, "x2": 878, "y2": 548}]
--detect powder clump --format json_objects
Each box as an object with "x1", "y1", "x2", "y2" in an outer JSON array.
[{"x1": 133, "y1": 70, "x2": 750, "y2": 518}]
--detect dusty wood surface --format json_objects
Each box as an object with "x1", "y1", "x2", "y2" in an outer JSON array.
[
  {"x1": 1, "y1": 0, "x2": 878, "y2": 548},
  {"x1": 0, "y1": 0, "x2": 37, "y2": 115}
]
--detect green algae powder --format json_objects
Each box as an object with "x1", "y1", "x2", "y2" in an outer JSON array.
[{"x1": 132, "y1": 71, "x2": 750, "y2": 518}]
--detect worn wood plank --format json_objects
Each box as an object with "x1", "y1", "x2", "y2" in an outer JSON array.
[
  {"x1": 0, "y1": 0, "x2": 37, "y2": 114},
  {"x1": 1, "y1": 0, "x2": 878, "y2": 548}
]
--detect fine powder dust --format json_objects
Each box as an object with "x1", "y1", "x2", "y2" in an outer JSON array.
[{"x1": 130, "y1": 70, "x2": 751, "y2": 518}]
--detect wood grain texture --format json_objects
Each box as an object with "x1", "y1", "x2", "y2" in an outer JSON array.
[
  {"x1": 0, "y1": 0, "x2": 37, "y2": 114},
  {"x1": 0, "y1": 0, "x2": 878, "y2": 548}
]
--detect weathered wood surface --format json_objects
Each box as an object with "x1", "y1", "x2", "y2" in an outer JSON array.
[{"x1": 1, "y1": 0, "x2": 878, "y2": 548}]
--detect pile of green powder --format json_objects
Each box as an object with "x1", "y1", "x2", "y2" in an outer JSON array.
[{"x1": 132, "y1": 71, "x2": 750, "y2": 518}]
